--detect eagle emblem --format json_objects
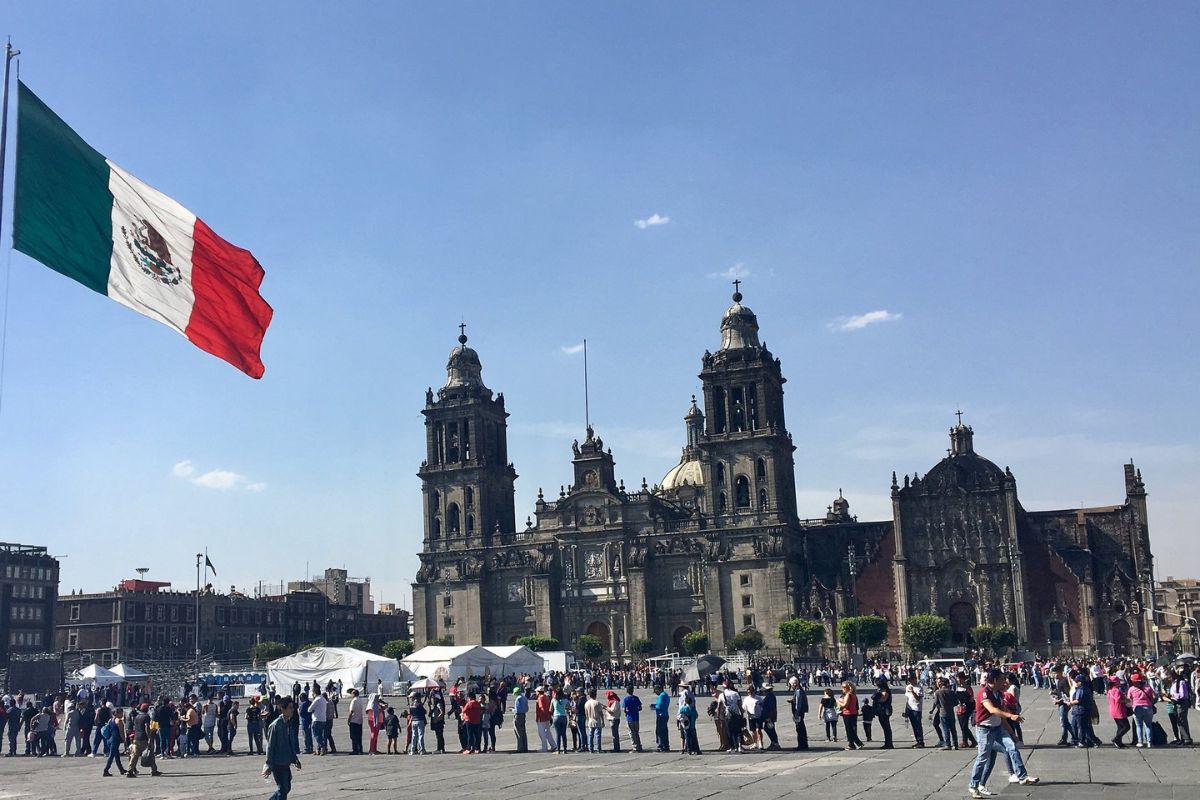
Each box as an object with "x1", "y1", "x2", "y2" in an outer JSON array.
[{"x1": 121, "y1": 218, "x2": 182, "y2": 286}]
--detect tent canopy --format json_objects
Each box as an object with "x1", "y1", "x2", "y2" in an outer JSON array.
[
  {"x1": 267, "y1": 647, "x2": 399, "y2": 696},
  {"x1": 67, "y1": 664, "x2": 122, "y2": 686},
  {"x1": 110, "y1": 663, "x2": 148, "y2": 680},
  {"x1": 482, "y1": 645, "x2": 544, "y2": 676},
  {"x1": 401, "y1": 645, "x2": 546, "y2": 682},
  {"x1": 402, "y1": 645, "x2": 504, "y2": 682}
]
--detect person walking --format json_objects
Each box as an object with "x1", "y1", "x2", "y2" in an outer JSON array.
[
  {"x1": 967, "y1": 670, "x2": 1038, "y2": 798},
  {"x1": 346, "y1": 690, "x2": 365, "y2": 755},
  {"x1": 904, "y1": 674, "x2": 925, "y2": 748},
  {"x1": 513, "y1": 689, "x2": 529, "y2": 753},
  {"x1": 263, "y1": 697, "x2": 301, "y2": 800},
  {"x1": 789, "y1": 677, "x2": 810, "y2": 750},
  {"x1": 100, "y1": 709, "x2": 125, "y2": 777},
  {"x1": 1049, "y1": 665, "x2": 1075, "y2": 746},
  {"x1": 837, "y1": 681, "x2": 865, "y2": 750},
  {"x1": 954, "y1": 673, "x2": 977, "y2": 748},
  {"x1": 931, "y1": 677, "x2": 958, "y2": 751},
  {"x1": 871, "y1": 678, "x2": 894, "y2": 749},
  {"x1": 621, "y1": 685, "x2": 643, "y2": 752},
  {"x1": 127, "y1": 703, "x2": 161, "y2": 778},
  {"x1": 1107, "y1": 676, "x2": 1131, "y2": 747}
]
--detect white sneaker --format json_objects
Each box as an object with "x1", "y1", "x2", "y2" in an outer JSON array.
[
  {"x1": 978, "y1": 786, "x2": 997, "y2": 797},
  {"x1": 1018, "y1": 776, "x2": 1040, "y2": 785},
  {"x1": 1008, "y1": 775, "x2": 1020, "y2": 783},
  {"x1": 967, "y1": 789, "x2": 984, "y2": 799}
]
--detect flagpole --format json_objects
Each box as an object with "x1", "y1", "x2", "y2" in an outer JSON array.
[
  {"x1": 195, "y1": 552, "x2": 202, "y2": 690},
  {"x1": 0, "y1": 39, "x2": 19, "y2": 234}
]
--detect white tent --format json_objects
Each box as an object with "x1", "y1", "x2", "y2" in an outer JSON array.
[
  {"x1": 110, "y1": 663, "x2": 148, "y2": 681},
  {"x1": 401, "y1": 645, "x2": 506, "y2": 682},
  {"x1": 267, "y1": 647, "x2": 400, "y2": 696},
  {"x1": 482, "y1": 645, "x2": 545, "y2": 676},
  {"x1": 67, "y1": 664, "x2": 122, "y2": 686}
]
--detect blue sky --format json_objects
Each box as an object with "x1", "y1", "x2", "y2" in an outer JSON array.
[{"x1": 1, "y1": 3, "x2": 1197, "y2": 612}]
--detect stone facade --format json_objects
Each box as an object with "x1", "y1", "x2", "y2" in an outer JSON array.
[{"x1": 412, "y1": 290, "x2": 1156, "y2": 657}]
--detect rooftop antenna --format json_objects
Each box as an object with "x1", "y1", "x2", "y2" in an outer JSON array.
[
  {"x1": 583, "y1": 338, "x2": 590, "y2": 431},
  {"x1": 135, "y1": 567, "x2": 149, "y2": 579}
]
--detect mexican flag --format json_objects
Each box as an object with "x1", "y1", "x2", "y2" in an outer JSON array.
[{"x1": 13, "y1": 82, "x2": 273, "y2": 378}]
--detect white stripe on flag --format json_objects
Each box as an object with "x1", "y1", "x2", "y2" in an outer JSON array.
[{"x1": 106, "y1": 160, "x2": 197, "y2": 335}]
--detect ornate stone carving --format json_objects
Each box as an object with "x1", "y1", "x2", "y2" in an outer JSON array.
[{"x1": 585, "y1": 551, "x2": 604, "y2": 579}]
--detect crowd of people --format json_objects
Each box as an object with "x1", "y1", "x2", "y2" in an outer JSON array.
[{"x1": 2, "y1": 653, "x2": 1196, "y2": 799}]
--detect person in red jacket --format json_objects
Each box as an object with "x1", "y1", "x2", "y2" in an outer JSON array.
[
  {"x1": 535, "y1": 689, "x2": 553, "y2": 752},
  {"x1": 461, "y1": 693, "x2": 483, "y2": 755}
]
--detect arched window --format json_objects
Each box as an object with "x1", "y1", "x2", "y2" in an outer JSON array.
[
  {"x1": 430, "y1": 490, "x2": 441, "y2": 514},
  {"x1": 447, "y1": 503, "x2": 461, "y2": 534},
  {"x1": 465, "y1": 487, "x2": 474, "y2": 508},
  {"x1": 466, "y1": 514, "x2": 475, "y2": 533},
  {"x1": 755, "y1": 458, "x2": 766, "y2": 481},
  {"x1": 432, "y1": 517, "x2": 442, "y2": 539},
  {"x1": 716, "y1": 463, "x2": 726, "y2": 486},
  {"x1": 447, "y1": 422, "x2": 460, "y2": 462},
  {"x1": 758, "y1": 488, "x2": 768, "y2": 509},
  {"x1": 713, "y1": 387, "x2": 727, "y2": 433},
  {"x1": 434, "y1": 423, "x2": 444, "y2": 464},
  {"x1": 463, "y1": 419, "x2": 471, "y2": 461},
  {"x1": 718, "y1": 493, "x2": 727, "y2": 513},
  {"x1": 735, "y1": 475, "x2": 751, "y2": 508}
]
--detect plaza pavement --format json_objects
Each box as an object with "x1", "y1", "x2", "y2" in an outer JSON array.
[{"x1": 2, "y1": 686, "x2": 1196, "y2": 799}]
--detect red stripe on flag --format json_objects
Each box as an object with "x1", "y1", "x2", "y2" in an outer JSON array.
[{"x1": 185, "y1": 218, "x2": 273, "y2": 378}]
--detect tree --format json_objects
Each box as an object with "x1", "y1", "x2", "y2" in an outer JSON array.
[
  {"x1": 681, "y1": 631, "x2": 710, "y2": 656},
  {"x1": 428, "y1": 636, "x2": 455, "y2": 647},
  {"x1": 837, "y1": 615, "x2": 889, "y2": 653},
  {"x1": 901, "y1": 614, "x2": 951, "y2": 657},
  {"x1": 629, "y1": 638, "x2": 657, "y2": 658},
  {"x1": 778, "y1": 619, "x2": 826, "y2": 655},
  {"x1": 970, "y1": 624, "x2": 1018, "y2": 657},
  {"x1": 297, "y1": 642, "x2": 323, "y2": 652},
  {"x1": 382, "y1": 639, "x2": 415, "y2": 660},
  {"x1": 574, "y1": 634, "x2": 604, "y2": 660},
  {"x1": 343, "y1": 638, "x2": 374, "y2": 652},
  {"x1": 515, "y1": 635, "x2": 561, "y2": 652},
  {"x1": 728, "y1": 628, "x2": 766, "y2": 654},
  {"x1": 249, "y1": 641, "x2": 289, "y2": 663}
]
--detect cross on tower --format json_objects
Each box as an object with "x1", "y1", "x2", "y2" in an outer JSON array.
[
  {"x1": 732, "y1": 279, "x2": 742, "y2": 295},
  {"x1": 459, "y1": 322, "x2": 467, "y2": 337},
  {"x1": 955, "y1": 408, "x2": 964, "y2": 426}
]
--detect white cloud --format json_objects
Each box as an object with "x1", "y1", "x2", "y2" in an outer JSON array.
[
  {"x1": 634, "y1": 213, "x2": 670, "y2": 229},
  {"x1": 709, "y1": 263, "x2": 751, "y2": 280},
  {"x1": 829, "y1": 309, "x2": 903, "y2": 332},
  {"x1": 560, "y1": 343, "x2": 585, "y2": 355},
  {"x1": 171, "y1": 460, "x2": 266, "y2": 492}
]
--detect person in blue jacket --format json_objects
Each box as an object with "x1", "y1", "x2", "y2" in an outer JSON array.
[{"x1": 654, "y1": 685, "x2": 671, "y2": 752}]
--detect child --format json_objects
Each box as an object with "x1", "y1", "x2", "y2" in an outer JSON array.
[
  {"x1": 821, "y1": 689, "x2": 839, "y2": 741},
  {"x1": 677, "y1": 697, "x2": 693, "y2": 754},
  {"x1": 861, "y1": 696, "x2": 875, "y2": 742},
  {"x1": 385, "y1": 707, "x2": 400, "y2": 754},
  {"x1": 400, "y1": 710, "x2": 411, "y2": 755}
]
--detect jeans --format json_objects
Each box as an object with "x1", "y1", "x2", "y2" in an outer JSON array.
[
  {"x1": 1133, "y1": 706, "x2": 1154, "y2": 745},
  {"x1": 269, "y1": 765, "x2": 292, "y2": 800},
  {"x1": 310, "y1": 721, "x2": 323, "y2": 754},
  {"x1": 410, "y1": 720, "x2": 426, "y2": 754},
  {"x1": 939, "y1": 715, "x2": 958, "y2": 748},
  {"x1": 627, "y1": 720, "x2": 642, "y2": 751},
  {"x1": 466, "y1": 722, "x2": 482, "y2": 752},
  {"x1": 1057, "y1": 703, "x2": 1075, "y2": 743},
  {"x1": 957, "y1": 713, "x2": 976, "y2": 746},
  {"x1": 553, "y1": 717, "x2": 568, "y2": 752},
  {"x1": 103, "y1": 743, "x2": 124, "y2": 774},
  {"x1": 349, "y1": 721, "x2": 363, "y2": 754},
  {"x1": 906, "y1": 708, "x2": 924, "y2": 745},
  {"x1": 609, "y1": 719, "x2": 621, "y2": 751},
  {"x1": 92, "y1": 725, "x2": 108, "y2": 755},
  {"x1": 656, "y1": 715, "x2": 669, "y2": 751},
  {"x1": 157, "y1": 727, "x2": 171, "y2": 756},
  {"x1": 793, "y1": 714, "x2": 810, "y2": 749},
  {"x1": 514, "y1": 713, "x2": 528, "y2": 752},
  {"x1": 250, "y1": 724, "x2": 265, "y2": 754},
  {"x1": 968, "y1": 725, "x2": 1027, "y2": 789},
  {"x1": 302, "y1": 721, "x2": 313, "y2": 753},
  {"x1": 842, "y1": 715, "x2": 864, "y2": 748},
  {"x1": 188, "y1": 724, "x2": 202, "y2": 755},
  {"x1": 588, "y1": 724, "x2": 602, "y2": 752}
]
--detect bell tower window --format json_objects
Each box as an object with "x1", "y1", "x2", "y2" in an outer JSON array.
[
  {"x1": 447, "y1": 422, "x2": 460, "y2": 462},
  {"x1": 434, "y1": 423, "x2": 445, "y2": 464},
  {"x1": 432, "y1": 517, "x2": 442, "y2": 539},
  {"x1": 747, "y1": 384, "x2": 759, "y2": 430},
  {"x1": 735, "y1": 475, "x2": 751, "y2": 508},
  {"x1": 758, "y1": 488, "x2": 768, "y2": 509},
  {"x1": 448, "y1": 503, "x2": 461, "y2": 534},
  {"x1": 466, "y1": 514, "x2": 475, "y2": 534},
  {"x1": 755, "y1": 458, "x2": 766, "y2": 481},
  {"x1": 719, "y1": 493, "x2": 728, "y2": 513},
  {"x1": 465, "y1": 487, "x2": 474, "y2": 508},
  {"x1": 731, "y1": 387, "x2": 745, "y2": 432},
  {"x1": 713, "y1": 387, "x2": 727, "y2": 433},
  {"x1": 463, "y1": 419, "x2": 471, "y2": 461},
  {"x1": 716, "y1": 463, "x2": 726, "y2": 486}
]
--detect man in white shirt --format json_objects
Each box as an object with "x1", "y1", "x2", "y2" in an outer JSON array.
[
  {"x1": 904, "y1": 675, "x2": 925, "y2": 747},
  {"x1": 310, "y1": 692, "x2": 328, "y2": 755},
  {"x1": 346, "y1": 689, "x2": 365, "y2": 754}
]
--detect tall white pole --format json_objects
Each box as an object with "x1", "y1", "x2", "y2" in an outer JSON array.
[{"x1": 0, "y1": 40, "x2": 19, "y2": 234}]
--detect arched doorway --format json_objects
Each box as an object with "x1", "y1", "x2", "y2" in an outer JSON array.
[
  {"x1": 586, "y1": 621, "x2": 611, "y2": 654},
  {"x1": 948, "y1": 602, "x2": 977, "y2": 645},
  {"x1": 672, "y1": 626, "x2": 692, "y2": 653},
  {"x1": 1111, "y1": 619, "x2": 1131, "y2": 653}
]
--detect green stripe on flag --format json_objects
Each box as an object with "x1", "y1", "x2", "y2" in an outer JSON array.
[{"x1": 13, "y1": 81, "x2": 114, "y2": 295}]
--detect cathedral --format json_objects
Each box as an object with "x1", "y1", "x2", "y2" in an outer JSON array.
[{"x1": 412, "y1": 289, "x2": 1156, "y2": 657}]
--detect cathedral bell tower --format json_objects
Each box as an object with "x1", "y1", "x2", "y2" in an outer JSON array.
[
  {"x1": 418, "y1": 327, "x2": 517, "y2": 551},
  {"x1": 698, "y1": 284, "x2": 798, "y2": 524}
]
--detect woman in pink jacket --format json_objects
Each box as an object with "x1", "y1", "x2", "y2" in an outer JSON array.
[
  {"x1": 1126, "y1": 674, "x2": 1156, "y2": 748},
  {"x1": 1106, "y1": 677, "x2": 1131, "y2": 748}
]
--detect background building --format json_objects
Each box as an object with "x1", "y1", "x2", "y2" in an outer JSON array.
[
  {"x1": 288, "y1": 568, "x2": 373, "y2": 614},
  {"x1": 1154, "y1": 577, "x2": 1200, "y2": 654},
  {"x1": 1, "y1": 542, "x2": 59, "y2": 660},
  {"x1": 413, "y1": 290, "x2": 1156, "y2": 657}
]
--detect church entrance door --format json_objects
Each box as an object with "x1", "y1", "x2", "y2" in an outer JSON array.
[
  {"x1": 672, "y1": 626, "x2": 693, "y2": 653},
  {"x1": 949, "y1": 602, "x2": 977, "y2": 645},
  {"x1": 586, "y1": 621, "x2": 612, "y2": 654},
  {"x1": 1111, "y1": 618, "x2": 1131, "y2": 653}
]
